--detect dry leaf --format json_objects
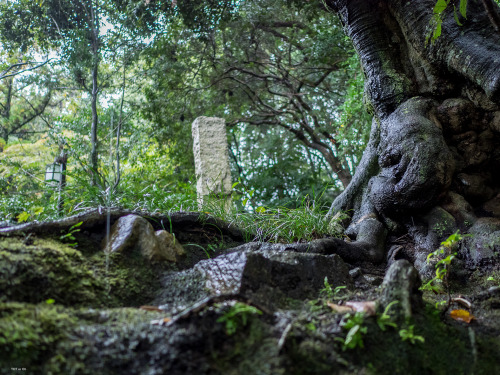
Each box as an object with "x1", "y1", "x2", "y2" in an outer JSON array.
[
  {"x1": 140, "y1": 305, "x2": 163, "y2": 312},
  {"x1": 345, "y1": 301, "x2": 377, "y2": 316},
  {"x1": 327, "y1": 302, "x2": 353, "y2": 314},
  {"x1": 450, "y1": 309, "x2": 475, "y2": 323}
]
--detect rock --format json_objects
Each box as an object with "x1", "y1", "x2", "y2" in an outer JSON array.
[
  {"x1": 482, "y1": 193, "x2": 500, "y2": 218},
  {"x1": 423, "y1": 206, "x2": 457, "y2": 241},
  {"x1": 441, "y1": 192, "x2": 477, "y2": 226},
  {"x1": 363, "y1": 274, "x2": 384, "y2": 286},
  {"x1": 349, "y1": 267, "x2": 362, "y2": 279},
  {"x1": 155, "y1": 230, "x2": 185, "y2": 262},
  {"x1": 490, "y1": 111, "x2": 500, "y2": 133},
  {"x1": 462, "y1": 218, "x2": 500, "y2": 267},
  {"x1": 154, "y1": 243, "x2": 353, "y2": 312},
  {"x1": 456, "y1": 173, "x2": 495, "y2": 202},
  {"x1": 488, "y1": 286, "x2": 500, "y2": 296},
  {"x1": 103, "y1": 215, "x2": 184, "y2": 263},
  {"x1": 379, "y1": 260, "x2": 423, "y2": 320}
]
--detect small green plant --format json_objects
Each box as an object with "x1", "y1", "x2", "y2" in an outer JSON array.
[
  {"x1": 305, "y1": 322, "x2": 317, "y2": 332},
  {"x1": 336, "y1": 312, "x2": 367, "y2": 351},
  {"x1": 320, "y1": 277, "x2": 347, "y2": 300},
  {"x1": 399, "y1": 325, "x2": 425, "y2": 345},
  {"x1": 185, "y1": 243, "x2": 213, "y2": 259},
  {"x1": 59, "y1": 221, "x2": 83, "y2": 247},
  {"x1": 217, "y1": 302, "x2": 263, "y2": 335},
  {"x1": 487, "y1": 273, "x2": 500, "y2": 287},
  {"x1": 376, "y1": 301, "x2": 398, "y2": 331},
  {"x1": 420, "y1": 231, "x2": 468, "y2": 307},
  {"x1": 426, "y1": 0, "x2": 468, "y2": 44}
]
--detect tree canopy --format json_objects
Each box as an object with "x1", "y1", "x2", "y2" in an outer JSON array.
[{"x1": 0, "y1": 0, "x2": 370, "y2": 219}]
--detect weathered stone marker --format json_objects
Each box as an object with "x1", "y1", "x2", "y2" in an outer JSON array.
[{"x1": 192, "y1": 116, "x2": 232, "y2": 210}]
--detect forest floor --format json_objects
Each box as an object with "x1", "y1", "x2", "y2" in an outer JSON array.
[{"x1": 0, "y1": 210, "x2": 499, "y2": 375}]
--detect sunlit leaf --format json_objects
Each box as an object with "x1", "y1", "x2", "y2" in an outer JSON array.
[
  {"x1": 450, "y1": 309, "x2": 475, "y2": 323},
  {"x1": 17, "y1": 211, "x2": 30, "y2": 223},
  {"x1": 33, "y1": 206, "x2": 44, "y2": 215},
  {"x1": 434, "y1": 0, "x2": 449, "y2": 14}
]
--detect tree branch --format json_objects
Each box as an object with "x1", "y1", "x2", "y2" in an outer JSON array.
[{"x1": 0, "y1": 60, "x2": 53, "y2": 80}]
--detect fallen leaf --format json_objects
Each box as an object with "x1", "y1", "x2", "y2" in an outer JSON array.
[
  {"x1": 140, "y1": 305, "x2": 163, "y2": 312},
  {"x1": 450, "y1": 309, "x2": 475, "y2": 323},
  {"x1": 327, "y1": 302, "x2": 353, "y2": 314},
  {"x1": 345, "y1": 301, "x2": 377, "y2": 316}
]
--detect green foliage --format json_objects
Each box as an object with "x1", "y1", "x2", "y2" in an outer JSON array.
[
  {"x1": 228, "y1": 197, "x2": 348, "y2": 243},
  {"x1": 427, "y1": 0, "x2": 468, "y2": 44},
  {"x1": 0, "y1": 302, "x2": 77, "y2": 365},
  {"x1": 141, "y1": 0, "x2": 369, "y2": 205},
  {"x1": 0, "y1": 139, "x2": 60, "y2": 222},
  {"x1": 59, "y1": 221, "x2": 83, "y2": 247},
  {"x1": 486, "y1": 271, "x2": 500, "y2": 286},
  {"x1": 420, "y1": 231, "x2": 467, "y2": 295},
  {"x1": 376, "y1": 301, "x2": 398, "y2": 331},
  {"x1": 336, "y1": 312, "x2": 367, "y2": 351},
  {"x1": 320, "y1": 277, "x2": 347, "y2": 300},
  {"x1": 217, "y1": 302, "x2": 263, "y2": 336},
  {"x1": 399, "y1": 325, "x2": 425, "y2": 345},
  {"x1": 0, "y1": 0, "x2": 368, "y2": 226},
  {"x1": 335, "y1": 301, "x2": 404, "y2": 351}
]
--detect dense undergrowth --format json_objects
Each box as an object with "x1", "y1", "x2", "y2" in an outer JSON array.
[{"x1": 0, "y1": 139, "x2": 346, "y2": 244}]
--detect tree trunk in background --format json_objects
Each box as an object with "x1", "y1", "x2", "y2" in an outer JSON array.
[
  {"x1": 325, "y1": 0, "x2": 500, "y2": 272},
  {"x1": 90, "y1": 1, "x2": 100, "y2": 186},
  {"x1": 90, "y1": 59, "x2": 99, "y2": 186},
  {"x1": 0, "y1": 77, "x2": 13, "y2": 144}
]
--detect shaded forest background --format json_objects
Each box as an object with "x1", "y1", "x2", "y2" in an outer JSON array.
[{"x1": 0, "y1": 0, "x2": 370, "y2": 224}]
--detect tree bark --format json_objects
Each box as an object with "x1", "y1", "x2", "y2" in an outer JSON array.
[{"x1": 325, "y1": 0, "x2": 500, "y2": 270}]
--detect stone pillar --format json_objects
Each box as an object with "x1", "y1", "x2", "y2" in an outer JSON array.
[{"x1": 192, "y1": 117, "x2": 232, "y2": 210}]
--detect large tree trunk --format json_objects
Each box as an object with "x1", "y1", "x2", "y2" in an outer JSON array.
[{"x1": 325, "y1": 0, "x2": 500, "y2": 273}]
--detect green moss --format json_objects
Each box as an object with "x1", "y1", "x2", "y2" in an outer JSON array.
[
  {"x1": 0, "y1": 236, "x2": 166, "y2": 308},
  {"x1": 0, "y1": 302, "x2": 166, "y2": 374},
  {"x1": 85, "y1": 249, "x2": 163, "y2": 307},
  {"x1": 0, "y1": 302, "x2": 78, "y2": 370},
  {"x1": 0, "y1": 237, "x2": 110, "y2": 306}
]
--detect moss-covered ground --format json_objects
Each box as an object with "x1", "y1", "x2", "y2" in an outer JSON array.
[{"x1": 0, "y1": 233, "x2": 499, "y2": 374}]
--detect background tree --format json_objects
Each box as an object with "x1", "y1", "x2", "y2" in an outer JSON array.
[
  {"x1": 1, "y1": 0, "x2": 120, "y2": 185},
  {"x1": 139, "y1": 0, "x2": 370, "y2": 207}
]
